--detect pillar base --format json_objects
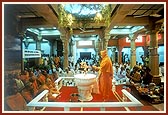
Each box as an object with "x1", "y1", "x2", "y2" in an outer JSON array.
[{"x1": 152, "y1": 75, "x2": 161, "y2": 85}]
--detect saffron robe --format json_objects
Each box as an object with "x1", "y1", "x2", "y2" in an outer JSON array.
[{"x1": 98, "y1": 55, "x2": 113, "y2": 100}]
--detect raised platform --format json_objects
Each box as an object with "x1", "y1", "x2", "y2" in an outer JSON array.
[{"x1": 25, "y1": 77, "x2": 163, "y2": 112}]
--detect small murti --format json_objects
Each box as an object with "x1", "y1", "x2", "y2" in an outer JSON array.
[{"x1": 74, "y1": 74, "x2": 96, "y2": 101}]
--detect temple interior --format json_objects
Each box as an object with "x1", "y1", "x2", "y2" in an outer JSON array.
[{"x1": 3, "y1": 2, "x2": 165, "y2": 112}]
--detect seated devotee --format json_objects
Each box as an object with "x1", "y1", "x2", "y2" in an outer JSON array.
[
  {"x1": 57, "y1": 67, "x2": 65, "y2": 77},
  {"x1": 113, "y1": 63, "x2": 120, "y2": 80},
  {"x1": 74, "y1": 62, "x2": 81, "y2": 73},
  {"x1": 34, "y1": 68, "x2": 41, "y2": 77},
  {"x1": 141, "y1": 66, "x2": 153, "y2": 85},
  {"x1": 31, "y1": 70, "x2": 60, "y2": 101},
  {"x1": 116, "y1": 66, "x2": 127, "y2": 84},
  {"x1": 36, "y1": 72, "x2": 46, "y2": 86},
  {"x1": 20, "y1": 70, "x2": 30, "y2": 84},
  {"x1": 125, "y1": 68, "x2": 131, "y2": 85},
  {"x1": 45, "y1": 78, "x2": 60, "y2": 101},
  {"x1": 21, "y1": 79, "x2": 50, "y2": 103},
  {"x1": 51, "y1": 63, "x2": 57, "y2": 73},
  {"x1": 54, "y1": 55, "x2": 60, "y2": 68},
  {"x1": 43, "y1": 58, "x2": 48, "y2": 66},
  {"x1": 70, "y1": 68, "x2": 75, "y2": 75},
  {"x1": 127, "y1": 65, "x2": 142, "y2": 84},
  {"x1": 34, "y1": 72, "x2": 52, "y2": 93},
  {"x1": 5, "y1": 92, "x2": 28, "y2": 111},
  {"x1": 64, "y1": 67, "x2": 74, "y2": 77},
  {"x1": 41, "y1": 70, "x2": 55, "y2": 83},
  {"x1": 21, "y1": 82, "x2": 36, "y2": 103},
  {"x1": 14, "y1": 73, "x2": 25, "y2": 91},
  {"x1": 5, "y1": 78, "x2": 18, "y2": 96},
  {"x1": 159, "y1": 63, "x2": 164, "y2": 77},
  {"x1": 51, "y1": 71, "x2": 59, "y2": 81},
  {"x1": 29, "y1": 76, "x2": 39, "y2": 95}
]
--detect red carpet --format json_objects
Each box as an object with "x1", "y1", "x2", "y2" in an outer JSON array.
[{"x1": 44, "y1": 85, "x2": 160, "y2": 111}]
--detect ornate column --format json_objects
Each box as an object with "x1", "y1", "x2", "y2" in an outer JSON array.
[
  {"x1": 16, "y1": 22, "x2": 27, "y2": 72},
  {"x1": 60, "y1": 34, "x2": 69, "y2": 69},
  {"x1": 35, "y1": 34, "x2": 42, "y2": 65},
  {"x1": 69, "y1": 38, "x2": 74, "y2": 56},
  {"x1": 18, "y1": 32, "x2": 25, "y2": 72},
  {"x1": 147, "y1": 26, "x2": 161, "y2": 85},
  {"x1": 95, "y1": 39, "x2": 100, "y2": 58},
  {"x1": 98, "y1": 34, "x2": 103, "y2": 51},
  {"x1": 129, "y1": 33, "x2": 138, "y2": 68},
  {"x1": 117, "y1": 46, "x2": 123, "y2": 64},
  {"x1": 111, "y1": 47, "x2": 116, "y2": 64},
  {"x1": 36, "y1": 34, "x2": 42, "y2": 51},
  {"x1": 68, "y1": 38, "x2": 76, "y2": 66},
  {"x1": 103, "y1": 32, "x2": 110, "y2": 50},
  {"x1": 71, "y1": 38, "x2": 76, "y2": 64}
]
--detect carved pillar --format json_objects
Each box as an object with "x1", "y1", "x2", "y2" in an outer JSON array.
[
  {"x1": 61, "y1": 34, "x2": 69, "y2": 69},
  {"x1": 111, "y1": 47, "x2": 116, "y2": 64},
  {"x1": 129, "y1": 33, "x2": 138, "y2": 68},
  {"x1": 69, "y1": 38, "x2": 75, "y2": 65},
  {"x1": 36, "y1": 35, "x2": 42, "y2": 50},
  {"x1": 17, "y1": 23, "x2": 27, "y2": 72},
  {"x1": 103, "y1": 33, "x2": 110, "y2": 50},
  {"x1": 69, "y1": 38, "x2": 74, "y2": 56},
  {"x1": 35, "y1": 34, "x2": 42, "y2": 65},
  {"x1": 72, "y1": 39, "x2": 75, "y2": 55},
  {"x1": 71, "y1": 39, "x2": 76, "y2": 64},
  {"x1": 146, "y1": 24, "x2": 161, "y2": 85},
  {"x1": 97, "y1": 38, "x2": 102, "y2": 53},
  {"x1": 148, "y1": 31, "x2": 160, "y2": 84},
  {"x1": 95, "y1": 37, "x2": 100, "y2": 57},
  {"x1": 117, "y1": 46, "x2": 123, "y2": 64},
  {"x1": 98, "y1": 34, "x2": 103, "y2": 51},
  {"x1": 18, "y1": 32, "x2": 25, "y2": 72}
]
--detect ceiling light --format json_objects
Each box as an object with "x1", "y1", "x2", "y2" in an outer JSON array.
[
  {"x1": 94, "y1": 12, "x2": 103, "y2": 21},
  {"x1": 150, "y1": 13, "x2": 162, "y2": 17}
]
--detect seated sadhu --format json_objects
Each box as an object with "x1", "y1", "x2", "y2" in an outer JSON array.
[
  {"x1": 92, "y1": 50, "x2": 113, "y2": 101},
  {"x1": 21, "y1": 82, "x2": 36, "y2": 103},
  {"x1": 36, "y1": 73, "x2": 46, "y2": 86},
  {"x1": 29, "y1": 76, "x2": 39, "y2": 95},
  {"x1": 20, "y1": 70, "x2": 30, "y2": 84},
  {"x1": 46, "y1": 78, "x2": 60, "y2": 101}
]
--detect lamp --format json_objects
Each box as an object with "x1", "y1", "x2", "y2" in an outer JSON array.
[{"x1": 94, "y1": 12, "x2": 103, "y2": 23}]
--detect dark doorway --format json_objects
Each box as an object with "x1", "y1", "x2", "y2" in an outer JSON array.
[{"x1": 80, "y1": 52, "x2": 91, "y2": 60}]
